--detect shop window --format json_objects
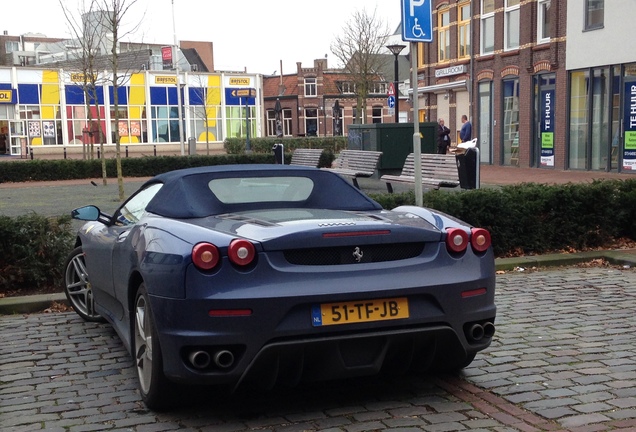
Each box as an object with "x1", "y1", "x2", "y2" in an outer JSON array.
[{"x1": 502, "y1": 79, "x2": 520, "y2": 166}]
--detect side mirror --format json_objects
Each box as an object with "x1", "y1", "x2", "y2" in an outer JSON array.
[{"x1": 71, "y1": 205, "x2": 101, "y2": 221}]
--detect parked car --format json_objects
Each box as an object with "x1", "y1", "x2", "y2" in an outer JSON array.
[{"x1": 64, "y1": 164, "x2": 496, "y2": 410}]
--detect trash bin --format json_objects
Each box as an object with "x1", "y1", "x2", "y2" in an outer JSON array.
[
  {"x1": 272, "y1": 143, "x2": 284, "y2": 164},
  {"x1": 188, "y1": 137, "x2": 197, "y2": 155},
  {"x1": 455, "y1": 147, "x2": 477, "y2": 189}
]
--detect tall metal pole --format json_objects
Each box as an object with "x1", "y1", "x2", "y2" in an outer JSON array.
[
  {"x1": 393, "y1": 55, "x2": 400, "y2": 123},
  {"x1": 172, "y1": 0, "x2": 185, "y2": 155},
  {"x1": 411, "y1": 42, "x2": 423, "y2": 207}
]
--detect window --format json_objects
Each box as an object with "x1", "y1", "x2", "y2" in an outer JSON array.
[
  {"x1": 502, "y1": 79, "x2": 520, "y2": 166},
  {"x1": 537, "y1": 0, "x2": 551, "y2": 43},
  {"x1": 304, "y1": 78, "x2": 317, "y2": 96},
  {"x1": 437, "y1": 7, "x2": 451, "y2": 62},
  {"x1": 458, "y1": 2, "x2": 471, "y2": 58},
  {"x1": 372, "y1": 106, "x2": 382, "y2": 124},
  {"x1": 585, "y1": 0, "x2": 604, "y2": 30},
  {"x1": 339, "y1": 82, "x2": 356, "y2": 94},
  {"x1": 369, "y1": 82, "x2": 388, "y2": 94},
  {"x1": 417, "y1": 43, "x2": 426, "y2": 68},
  {"x1": 481, "y1": 0, "x2": 495, "y2": 54},
  {"x1": 305, "y1": 108, "x2": 318, "y2": 136},
  {"x1": 266, "y1": 110, "x2": 276, "y2": 136},
  {"x1": 505, "y1": 0, "x2": 520, "y2": 50},
  {"x1": 282, "y1": 108, "x2": 292, "y2": 136},
  {"x1": 116, "y1": 183, "x2": 163, "y2": 226},
  {"x1": 5, "y1": 41, "x2": 19, "y2": 53}
]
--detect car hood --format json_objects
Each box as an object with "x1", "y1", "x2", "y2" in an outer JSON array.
[{"x1": 189, "y1": 208, "x2": 443, "y2": 248}]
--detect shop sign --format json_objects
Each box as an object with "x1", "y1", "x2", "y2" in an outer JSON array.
[
  {"x1": 155, "y1": 76, "x2": 178, "y2": 85},
  {"x1": 540, "y1": 89, "x2": 555, "y2": 167},
  {"x1": 435, "y1": 65, "x2": 466, "y2": 78},
  {"x1": 0, "y1": 89, "x2": 14, "y2": 103},
  {"x1": 228, "y1": 77, "x2": 251, "y2": 86}
]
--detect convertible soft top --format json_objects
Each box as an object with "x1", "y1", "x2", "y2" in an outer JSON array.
[{"x1": 143, "y1": 164, "x2": 382, "y2": 218}]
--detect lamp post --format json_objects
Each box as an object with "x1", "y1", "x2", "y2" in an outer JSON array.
[
  {"x1": 172, "y1": 0, "x2": 185, "y2": 155},
  {"x1": 386, "y1": 44, "x2": 406, "y2": 123}
]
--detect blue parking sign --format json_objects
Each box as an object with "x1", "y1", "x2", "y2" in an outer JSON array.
[{"x1": 401, "y1": 0, "x2": 433, "y2": 42}]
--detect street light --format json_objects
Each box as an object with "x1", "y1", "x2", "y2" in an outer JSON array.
[{"x1": 386, "y1": 44, "x2": 406, "y2": 123}]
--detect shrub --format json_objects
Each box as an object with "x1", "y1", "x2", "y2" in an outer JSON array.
[{"x1": 0, "y1": 214, "x2": 74, "y2": 293}]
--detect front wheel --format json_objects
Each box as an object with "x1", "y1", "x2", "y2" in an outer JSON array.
[
  {"x1": 134, "y1": 283, "x2": 176, "y2": 410},
  {"x1": 63, "y1": 246, "x2": 104, "y2": 322}
]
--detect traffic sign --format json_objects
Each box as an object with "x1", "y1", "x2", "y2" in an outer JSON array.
[
  {"x1": 401, "y1": 0, "x2": 433, "y2": 42},
  {"x1": 387, "y1": 82, "x2": 396, "y2": 96},
  {"x1": 387, "y1": 96, "x2": 396, "y2": 108}
]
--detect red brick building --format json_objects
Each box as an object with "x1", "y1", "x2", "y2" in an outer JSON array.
[
  {"x1": 262, "y1": 59, "x2": 398, "y2": 138},
  {"x1": 415, "y1": 0, "x2": 567, "y2": 169}
]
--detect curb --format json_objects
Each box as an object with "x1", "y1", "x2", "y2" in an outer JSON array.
[{"x1": 2, "y1": 250, "x2": 636, "y2": 315}]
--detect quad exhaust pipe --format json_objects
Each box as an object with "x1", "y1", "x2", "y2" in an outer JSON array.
[
  {"x1": 188, "y1": 349, "x2": 235, "y2": 370},
  {"x1": 466, "y1": 321, "x2": 495, "y2": 343}
]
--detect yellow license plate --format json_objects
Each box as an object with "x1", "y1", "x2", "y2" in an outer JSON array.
[{"x1": 312, "y1": 297, "x2": 409, "y2": 327}]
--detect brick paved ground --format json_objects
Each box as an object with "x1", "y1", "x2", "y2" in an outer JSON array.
[{"x1": 2, "y1": 266, "x2": 636, "y2": 431}]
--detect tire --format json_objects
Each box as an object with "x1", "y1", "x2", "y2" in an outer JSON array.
[
  {"x1": 63, "y1": 246, "x2": 104, "y2": 322},
  {"x1": 134, "y1": 283, "x2": 176, "y2": 410}
]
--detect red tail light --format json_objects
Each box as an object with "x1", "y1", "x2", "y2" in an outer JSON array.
[
  {"x1": 192, "y1": 242, "x2": 220, "y2": 270},
  {"x1": 446, "y1": 228, "x2": 469, "y2": 253},
  {"x1": 228, "y1": 239, "x2": 256, "y2": 266},
  {"x1": 471, "y1": 228, "x2": 492, "y2": 252}
]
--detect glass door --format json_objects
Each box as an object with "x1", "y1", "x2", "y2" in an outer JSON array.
[{"x1": 9, "y1": 120, "x2": 27, "y2": 157}]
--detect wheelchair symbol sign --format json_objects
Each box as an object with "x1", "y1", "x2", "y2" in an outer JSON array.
[{"x1": 401, "y1": 0, "x2": 433, "y2": 42}]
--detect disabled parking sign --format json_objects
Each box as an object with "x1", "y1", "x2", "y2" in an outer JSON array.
[{"x1": 401, "y1": 0, "x2": 433, "y2": 42}]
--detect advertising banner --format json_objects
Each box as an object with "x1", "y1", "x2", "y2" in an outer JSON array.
[
  {"x1": 623, "y1": 82, "x2": 636, "y2": 170},
  {"x1": 540, "y1": 89, "x2": 555, "y2": 167}
]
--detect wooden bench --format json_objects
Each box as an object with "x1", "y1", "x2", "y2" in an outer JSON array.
[
  {"x1": 380, "y1": 153, "x2": 460, "y2": 193},
  {"x1": 290, "y1": 148, "x2": 324, "y2": 167},
  {"x1": 322, "y1": 150, "x2": 383, "y2": 188}
]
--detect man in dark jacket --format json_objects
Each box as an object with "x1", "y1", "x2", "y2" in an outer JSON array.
[
  {"x1": 460, "y1": 115, "x2": 472, "y2": 142},
  {"x1": 437, "y1": 118, "x2": 451, "y2": 154}
]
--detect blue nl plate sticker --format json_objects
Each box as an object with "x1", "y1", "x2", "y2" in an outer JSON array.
[{"x1": 311, "y1": 304, "x2": 323, "y2": 326}]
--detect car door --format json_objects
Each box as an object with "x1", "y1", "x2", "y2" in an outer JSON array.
[{"x1": 110, "y1": 183, "x2": 164, "y2": 302}]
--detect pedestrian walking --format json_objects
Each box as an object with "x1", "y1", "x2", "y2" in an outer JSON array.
[
  {"x1": 460, "y1": 115, "x2": 472, "y2": 143},
  {"x1": 437, "y1": 118, "x2": 451, "y2": 154}
]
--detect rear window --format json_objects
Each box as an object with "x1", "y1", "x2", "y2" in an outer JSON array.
[{"x1": 208, "y1": 176, "x2": 314, "y2": 204}]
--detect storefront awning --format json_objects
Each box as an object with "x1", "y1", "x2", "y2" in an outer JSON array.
[{"x1": 408, "y1": 80, "x2": 467, "y2": 95}]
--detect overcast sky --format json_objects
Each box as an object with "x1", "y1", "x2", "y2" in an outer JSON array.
[{"x1": 9, "y1": 0, "x2": 403, "y2": 74}]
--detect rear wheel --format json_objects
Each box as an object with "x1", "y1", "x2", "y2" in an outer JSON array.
[
  {"x1": 134, "y1": 283, "x2": 176, "y2": 410},
  {"x1": 63, "y1": 246, "x2": 104, "y2": 322}
]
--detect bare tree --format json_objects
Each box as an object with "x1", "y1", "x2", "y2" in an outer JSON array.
[
  {"x1": 59, "y1": 0, "x2": 109, "y2": 184},
  {"x1": 99, "y1": 0, "x2": 143, "y2": 201},
  {"x1": 330, "y1": 8, "x2": 392, "y2": 124}
]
